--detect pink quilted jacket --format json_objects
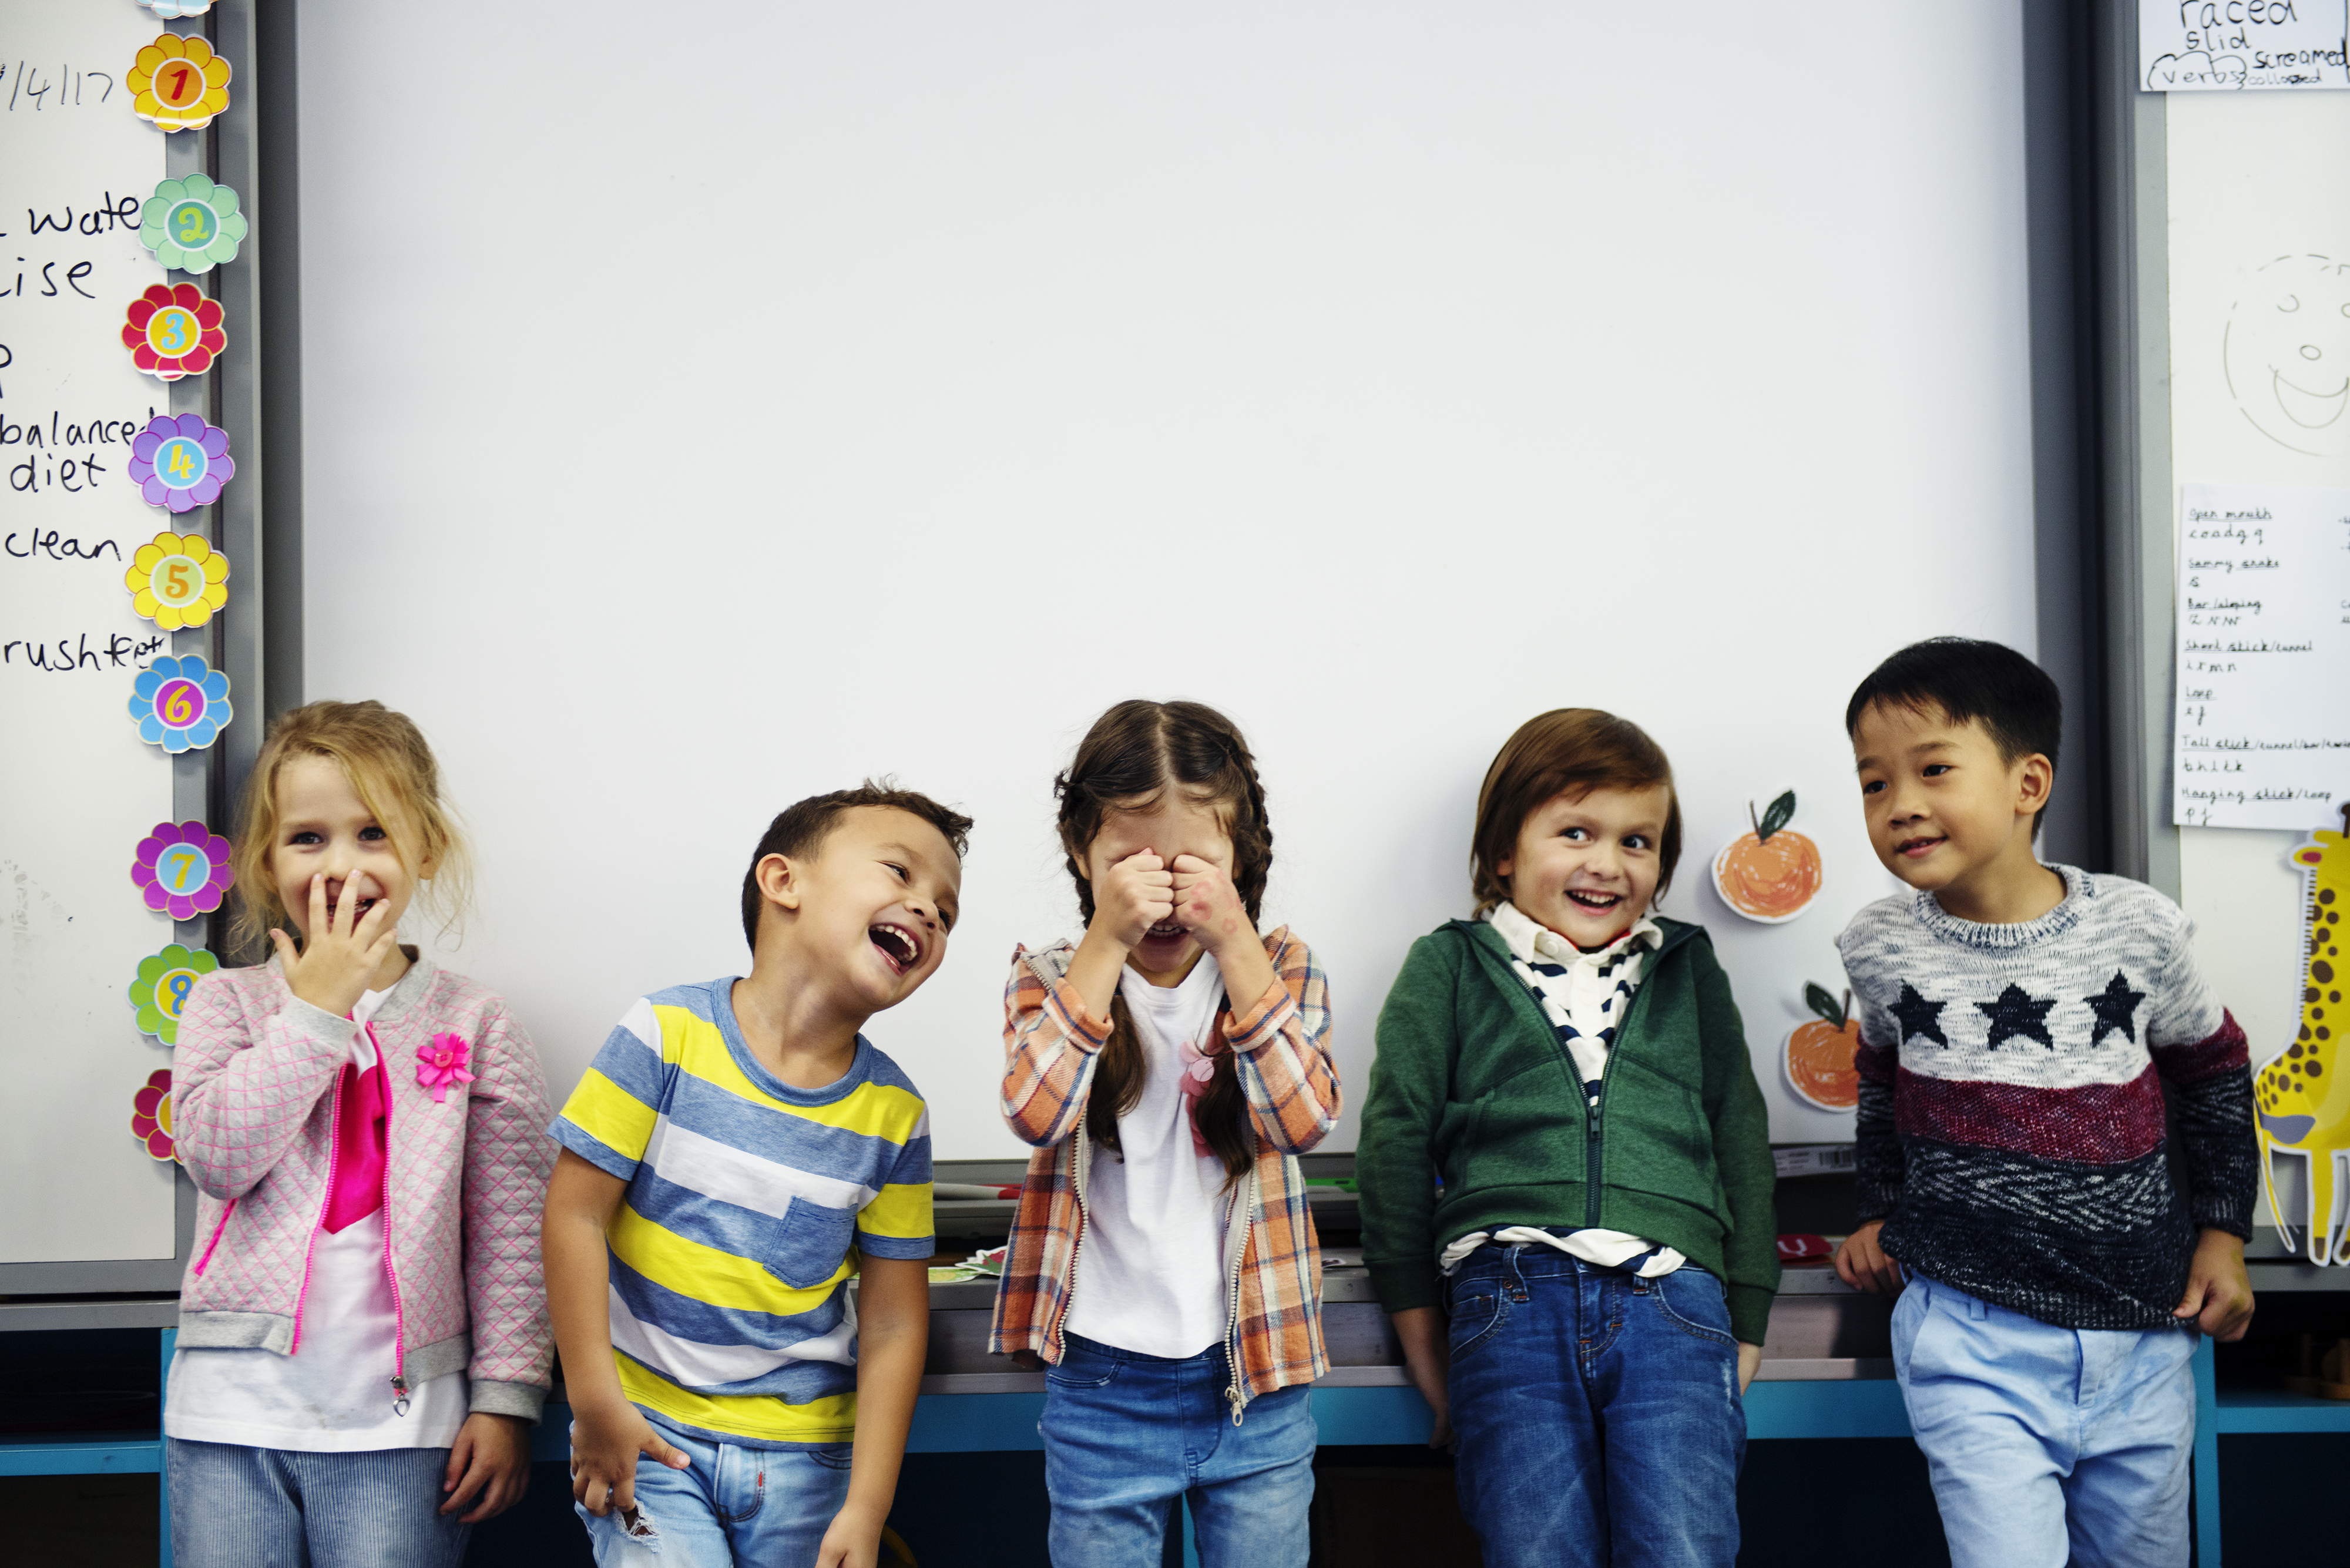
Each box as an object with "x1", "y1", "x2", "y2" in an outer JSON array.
[{"x1": 172, "y1": 955, "x2": 556, "y2": 1421}]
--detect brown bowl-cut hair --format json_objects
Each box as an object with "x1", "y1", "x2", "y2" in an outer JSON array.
[{"x1": 1470, "y1": 708, "x2": 1682, "y2": 914}]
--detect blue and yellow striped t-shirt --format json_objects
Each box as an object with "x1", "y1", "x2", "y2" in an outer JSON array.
[{"x1": 549, "y1": 978, "x2": 934, "y2": 1447}]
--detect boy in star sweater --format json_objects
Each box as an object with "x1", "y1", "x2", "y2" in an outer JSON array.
[{"x1": 1832, "y1": 638, "x2": 2256, "y2": 1568}]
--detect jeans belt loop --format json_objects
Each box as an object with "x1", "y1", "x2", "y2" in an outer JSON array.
[
  {"x1": 1503, "y1": 1242, "x2": 1528, "y2": 1301},
  {"x1": 1967, "y1": 1291, "x2": 1988, "y2": 1322}
]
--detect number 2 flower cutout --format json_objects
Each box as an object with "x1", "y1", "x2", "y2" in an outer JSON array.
[
  {"x1": 122, "y1": 284, "x2": 226, "y2": 381},
  {"x1": 140, "y1": 174, "x2": 247, "y2": 273},
  {"x1": 130, "y1": 33, "x2": 231, "y2": 132},
  {"x1": 129, "y1": 414, "x2": 234, "y2": 513},
  {"x1": 132, "y1": 820, "x2": 234, "y2": 921},
  {"x1": 125, "y1": 531, "x2": 230, "y2": 630},
  {"x1": 128, "y1": 944, "x2": 219, "y2": 1046},
  {"x1": 132, "y1": 1070, "x2": 178, "y2": 1163},
  {"x1": 129, "y1": 654, "x2": 233, "y2": 753}
]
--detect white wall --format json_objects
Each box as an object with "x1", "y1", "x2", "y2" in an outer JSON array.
[{"x1": 297, "y1": 3, "x2": 2039, "y2": 1156}]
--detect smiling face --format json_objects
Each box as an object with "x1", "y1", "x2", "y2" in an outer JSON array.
[
  {"x1": 1497, "y1": 785, "x2": 1671, "y2": 950},
  {"x1": 1852, "y1": 700, "x2": 2052, "y2": 915},
  {"x1": 270, "y1": 753, "x2": 425, "y2": 946},
  {"x1": 757, "y1": 806, "x2": 961, "y2": 1014},
  {"x1": 1082, "y1": 790, "x2": 1237, "y2": 986},
  {"x1": 2225, "y1": 253, "x2": 2350, "y2": 456}
]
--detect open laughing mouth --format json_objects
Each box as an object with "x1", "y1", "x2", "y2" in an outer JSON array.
[
  {"x1": 869, "y1": 923, "x2": 923, "y2": 976},
  {"x1": 1895, "y1": 835, "x2": 1945, "y2": 859},
  {"x1": 1142, "y1": 918, "x2": 1186, "y2": 941},
  {"x1": 1564, "y1": 889, "x2": 1622, "y2": 913},
  {"x1": 330, "y1": 888, "x2": 380, "y2": 923}
]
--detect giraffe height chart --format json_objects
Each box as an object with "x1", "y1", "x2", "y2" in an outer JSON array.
[{"x1": 2172, "y1": 482, "x2": 2350, "y2": 830}]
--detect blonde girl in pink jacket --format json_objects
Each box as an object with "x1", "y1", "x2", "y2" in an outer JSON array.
[{"x1": 165, "y1": 701, "x2": 556, "y2": 1568}]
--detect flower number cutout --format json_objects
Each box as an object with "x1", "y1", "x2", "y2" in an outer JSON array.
[
  {"x1": 122, "y1": 284, "x2": 226, "y2": 381},
  {"x1": 133, "y1": 820, "x2": 234, "y2": 921},
  {"x1": 125, "y1": 531, "x2": 230, "y2": 630},
  {"x1": 129, "y1": 414, "x2": 234, "y2": 513},
  {"x1": 130, "y1": 33, "x2": 231, "y2": 132},
  {"x1": 137, "y1": 0, "x2": 213, "y2": 17},
  {"x1": 132, "y1": 1070, "x2": 178, "y2": 1161},
  {"x1": 139, "y1": 174, "x2": 247, "y2": 273},
  {"x1": 129, "y1": 944, "x2": 219, "y2": 1046},
  {"x1": 416, "y1": 1034, "x2": 476, "y2": 1103},
  {"x1": 129, "y1": 654, "x2": 233, "y2": 753}
]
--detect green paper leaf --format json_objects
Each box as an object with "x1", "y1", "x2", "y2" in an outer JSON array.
[
  {"x1": 1804, "y1": 982, "x2": 1846, "y2": 1029},
  {"x1": 1757, "y1": 789, "x2": 1797, "y2": 842}
]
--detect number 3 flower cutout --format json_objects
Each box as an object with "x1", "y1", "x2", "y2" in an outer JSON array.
[
  {"x1": 122, "y1": 284, "x2": 226, "y2": 381},
  {"x1": 129, "y1": 414, "x2": 234, "y2": 513},
  {"x1": 130, "y1": 33, "x2": 231, "y2": 132},
  {"x1": 125, "y1": 531, "x2": 230, "y2": 630},
  {"x1": 132, "y1": 1070, "x2": 178, "y2": 1163},
  {"x1": 129, "y1": 944, "x2": 219, "y2": 1046},
  {"x1": 133, "y1": 820, "x2": 234, "y2": 921},
  {"x1": 129, "y1": 654, "x2": 233, "y2": 753},
  {"x1": 140, "y1": 174, "x2": 246, "y2": 273}
]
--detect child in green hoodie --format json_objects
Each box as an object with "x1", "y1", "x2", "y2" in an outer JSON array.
[{"x1": 1358, "y1": 708, "x2": 1778, "y2": 1568}]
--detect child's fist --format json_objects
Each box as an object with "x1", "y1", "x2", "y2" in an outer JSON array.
[
  {"x1": 1170, "y1": 854, "x2": 1253, "y2": 959},
  {"x1": 1090, "y1": 850, "x2": 1174, "y2": 951}
]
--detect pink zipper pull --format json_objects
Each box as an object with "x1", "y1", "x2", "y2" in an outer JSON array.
[{"x1": 390, "y1": 1374, "x2": 410, "y2": 1417}]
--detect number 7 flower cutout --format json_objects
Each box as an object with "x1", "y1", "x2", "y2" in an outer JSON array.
[
  {"x1": 132, "y1": 820, "x2": 234, "y2": 921},
  {"x1": 130, "y1": 33, "x2": 231, "y2": 132},
  {"x1": 125, "y1": 531, "x2": 230, "y2": 631}
]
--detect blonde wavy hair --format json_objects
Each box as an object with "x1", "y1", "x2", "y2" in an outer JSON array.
[{"x1": 228, "y1": 701, "x2": 474, "y2": 955}]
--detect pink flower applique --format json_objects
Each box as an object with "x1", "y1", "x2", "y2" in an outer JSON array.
[
  {"x1": 415, "y1": 1032, "x2": 475, "y2": 1103},
  {"x1": 1176, "y1": 1037, "x2": 1218, "y2": 1157}
]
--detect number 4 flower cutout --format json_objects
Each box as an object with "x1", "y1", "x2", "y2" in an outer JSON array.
[
  {"x1": 122, "y1": 284, "x2": 226, "y2": 381},
  {"x1": 130, "y1": 33, "x2": 231, "y2": 132},
  {"x1": 125, "y1": 531, "x2": 230, "y2": 631},
  {"x1": 129, "y1": 414, "x2": 234, "y2": 513}
]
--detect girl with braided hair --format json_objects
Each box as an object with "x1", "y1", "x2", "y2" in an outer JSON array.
[{"x1": 991, "y1": 699, "x2": 1340, "y2": 1567}]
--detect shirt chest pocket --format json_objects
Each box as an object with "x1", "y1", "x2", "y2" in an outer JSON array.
[{"x1": 767, "y1": 1196, "x2": 859, "y2": 1291}]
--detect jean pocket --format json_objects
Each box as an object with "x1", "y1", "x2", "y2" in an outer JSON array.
[
  {"x1": 1445, "y1": 1287, "x2": 1506, "y2": 1366},
  {"x1": 768, "y1": 1196, "x2": 857, "y2": 1290},
  {"x1": 1649, "y1": 1268, "x2": 1735, "y2": 1348},
  {"x1": 806, "y1": 1442, "x2": 855, "y2": 1472},
  {"x1": 1045, "y1": 1342, "x2": 1122, "y2": 1390}
]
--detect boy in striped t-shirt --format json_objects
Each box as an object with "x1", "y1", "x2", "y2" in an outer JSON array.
[{"x1": 545, "y1": 784, "x2": 971, "y2": 1567}]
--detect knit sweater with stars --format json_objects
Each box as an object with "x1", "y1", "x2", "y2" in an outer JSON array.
[{"x1": 1837, "y1": 864, "x2": 2255, "y2": 1331}]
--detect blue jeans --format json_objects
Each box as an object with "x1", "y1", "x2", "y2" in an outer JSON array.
[
  {"x1": 1445, "y1": 1246, "x2": 1745, "y2": 1568},
  {"x1": 1041, "y1": 1332, "x2": 1317, "y2": 1567},
  {"x1": 1893, "y1": 1275, "x2": 2197, "y2": 1568},
  {"x1": 570, "y1": 1418, "x2": 855, "y2": 1567},
  {"x1": 164, "y1": 1438, "x2": 469, "y2": 1568}
]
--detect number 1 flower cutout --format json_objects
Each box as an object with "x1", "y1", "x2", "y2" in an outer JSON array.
[
  {"x1": 122, "y1": 284, "x2": 226, "y2": 381},
  {"x1": 132, "y1": 1070, "x2": 177, "y2": 1162},
  {"x1": 130, "y1": 33, "x2": 231, "y2": 132},
  {"x1": 129, "y1": 414, "x2": 234, "y2": 513},
  {"x1": 129, "y1": 654, "x2": 232, "y2": 753},
  {"x1": 133, "y1": 820, "x2": 234, "y2": 921},
  {"x1": 125, "y1": 531, "x2": 230, "y2": 630},
  {"x1": 129, "y1": 945, "x2": 219, "y2": 1046},
  {"x1": 140, "y1": 174, "x2": 246, "y2": 273}
]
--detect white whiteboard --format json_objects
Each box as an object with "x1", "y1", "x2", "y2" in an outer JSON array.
[{"x1": 297, "y1": 2, "x2": 2039, "y2": 1156}]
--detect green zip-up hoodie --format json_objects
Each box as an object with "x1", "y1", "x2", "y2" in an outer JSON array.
[{"x1": 1358, "y1": 915, "x2": 1781, "y2": 1344}]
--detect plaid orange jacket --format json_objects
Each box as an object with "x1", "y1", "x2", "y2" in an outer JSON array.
[{"x1": 988, "y1": 928, "x2": 1340, "y2": 1416}]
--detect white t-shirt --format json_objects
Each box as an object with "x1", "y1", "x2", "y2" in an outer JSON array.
[
  {"x1": 1065, "y1": 953, "x2": 1235, "y2": 1359},
  {"x1": 166, "y1": 986, "x2": 471, "y2": 1451}
]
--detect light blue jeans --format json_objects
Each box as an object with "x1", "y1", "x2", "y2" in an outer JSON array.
[
  {"x1": 570, "y1": 1418, "x2": 855, "y2": 1567},
  {"x1": 164, "y1": 1438, "x2": 469, "y2": 1568},
  {"x1": 1893, "y1": 1275, "x2": 2198, "y2": 1568},
  {"x1": 1041, "y1": 1332, "x2": 1317, "y2": 1567}
]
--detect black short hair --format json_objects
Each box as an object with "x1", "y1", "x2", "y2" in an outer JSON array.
[
  {"x1": 1844, "y1": 637, "x2": 2062, "y2": 837},
  {"x1": 739, "y1": 781, "x2": 974, "y2": 949}
]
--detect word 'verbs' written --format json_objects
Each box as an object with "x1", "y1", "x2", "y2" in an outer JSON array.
[{"x1": 2172, "y1": 484, "x2": 2350, "y2": 828}]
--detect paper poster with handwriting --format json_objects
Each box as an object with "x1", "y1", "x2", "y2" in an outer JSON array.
[
  {"x1": 2174, "y1": 484, "x2": 2350, "y2": 828},
  {"x1": 2142, "y1": 0, "x2": 2350, "y2": 91}
]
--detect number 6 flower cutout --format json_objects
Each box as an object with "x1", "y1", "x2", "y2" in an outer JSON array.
[
  {"x1": 129, "y1": 414, "x2": 234, "y2": 513},
  {"x1": 125, "y1": 531, "x2": 230, "y2": 630},
  {"x1": 122, "y1": 284, "x2": 226, "y2": 381},
  {"x1": 128, "y1": 944, "x2": 219, "y2": 1046},
  {"x1": 129, "y1": 653, "x2": 233, "y2": 753},
  {"x1": 139, "y1": 174, "x2": 247, "y2": 273},
  {"x1": 130, "y1": 33, "x2": 231, "y2": 132},
  {"x1": 132, "y1": 820, "x2": 234, "y2": 921}
]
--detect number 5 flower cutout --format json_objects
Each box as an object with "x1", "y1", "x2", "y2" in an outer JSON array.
[
  {"x1": 140, "y1": 174, "x2": 246, "y2": 274},
  {"x1": 125, "y1": 531, "x2": 230, "y2": 630},
  {"x1": 130, "y1": 33, "x2": 231, "y2": 132},
  {"x1": 122, "y1": 284, "x2": 226, "y2": 381},
  {"x1": 129, "y1": 414, "x2": 234, "y2": 513},
  {"x1": 133, "y1": 821, "x2": 234, "y2": 921},
  {"x1": 132, "y1": 1070, "x2": 178, "y2": 1163},
  {"x1": 129, "y1": 654, "x2": 233, "y2": 753}
]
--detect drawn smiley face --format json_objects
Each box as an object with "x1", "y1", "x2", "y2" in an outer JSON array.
[{"x1": 2225, "y1": 253, "x2": 2350, "y2": 456}]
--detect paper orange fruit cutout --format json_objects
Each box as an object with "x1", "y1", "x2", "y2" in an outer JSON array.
[
  {"x1": 1784, "y1": 982, "x2": 1861, "y2": 1111},
  {"x1": 1712, "y1": 790, "x2": 1823, "y2": 923}
]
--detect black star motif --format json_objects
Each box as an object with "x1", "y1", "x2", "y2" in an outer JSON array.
[
  {"x1": 1978, "y1": 984, "x2": 2058, "y2": 1050},
  {"x1": 1891, "y1": 983, "x2": 1949, "y2": 1048},
  {"x1": 2082, "y1": 972, "x2": 2146, "y2": 1047}
]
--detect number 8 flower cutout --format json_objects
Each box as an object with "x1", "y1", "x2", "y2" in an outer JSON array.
[
  {"x1": 132, "y1": 821, "x2": 234, "y2": 921},
  {"x1": 129, "y1": 653, "x2": 232, "y2": 753},
  {"x1": 125, "y1": 531, "x2": 230, "y2": 631},
  {"x1": 129, "y1": 414, "x2": 234, "y2": 513},
  {"x1": 130, "y1": 33, "x2": 231, "y2": 132},
  {"x1": 122, "y1": 284, "x2": 226, "y2": 381},
  {"x1": 139, "y1": 174, "x2": 246, "y2": 273}
]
